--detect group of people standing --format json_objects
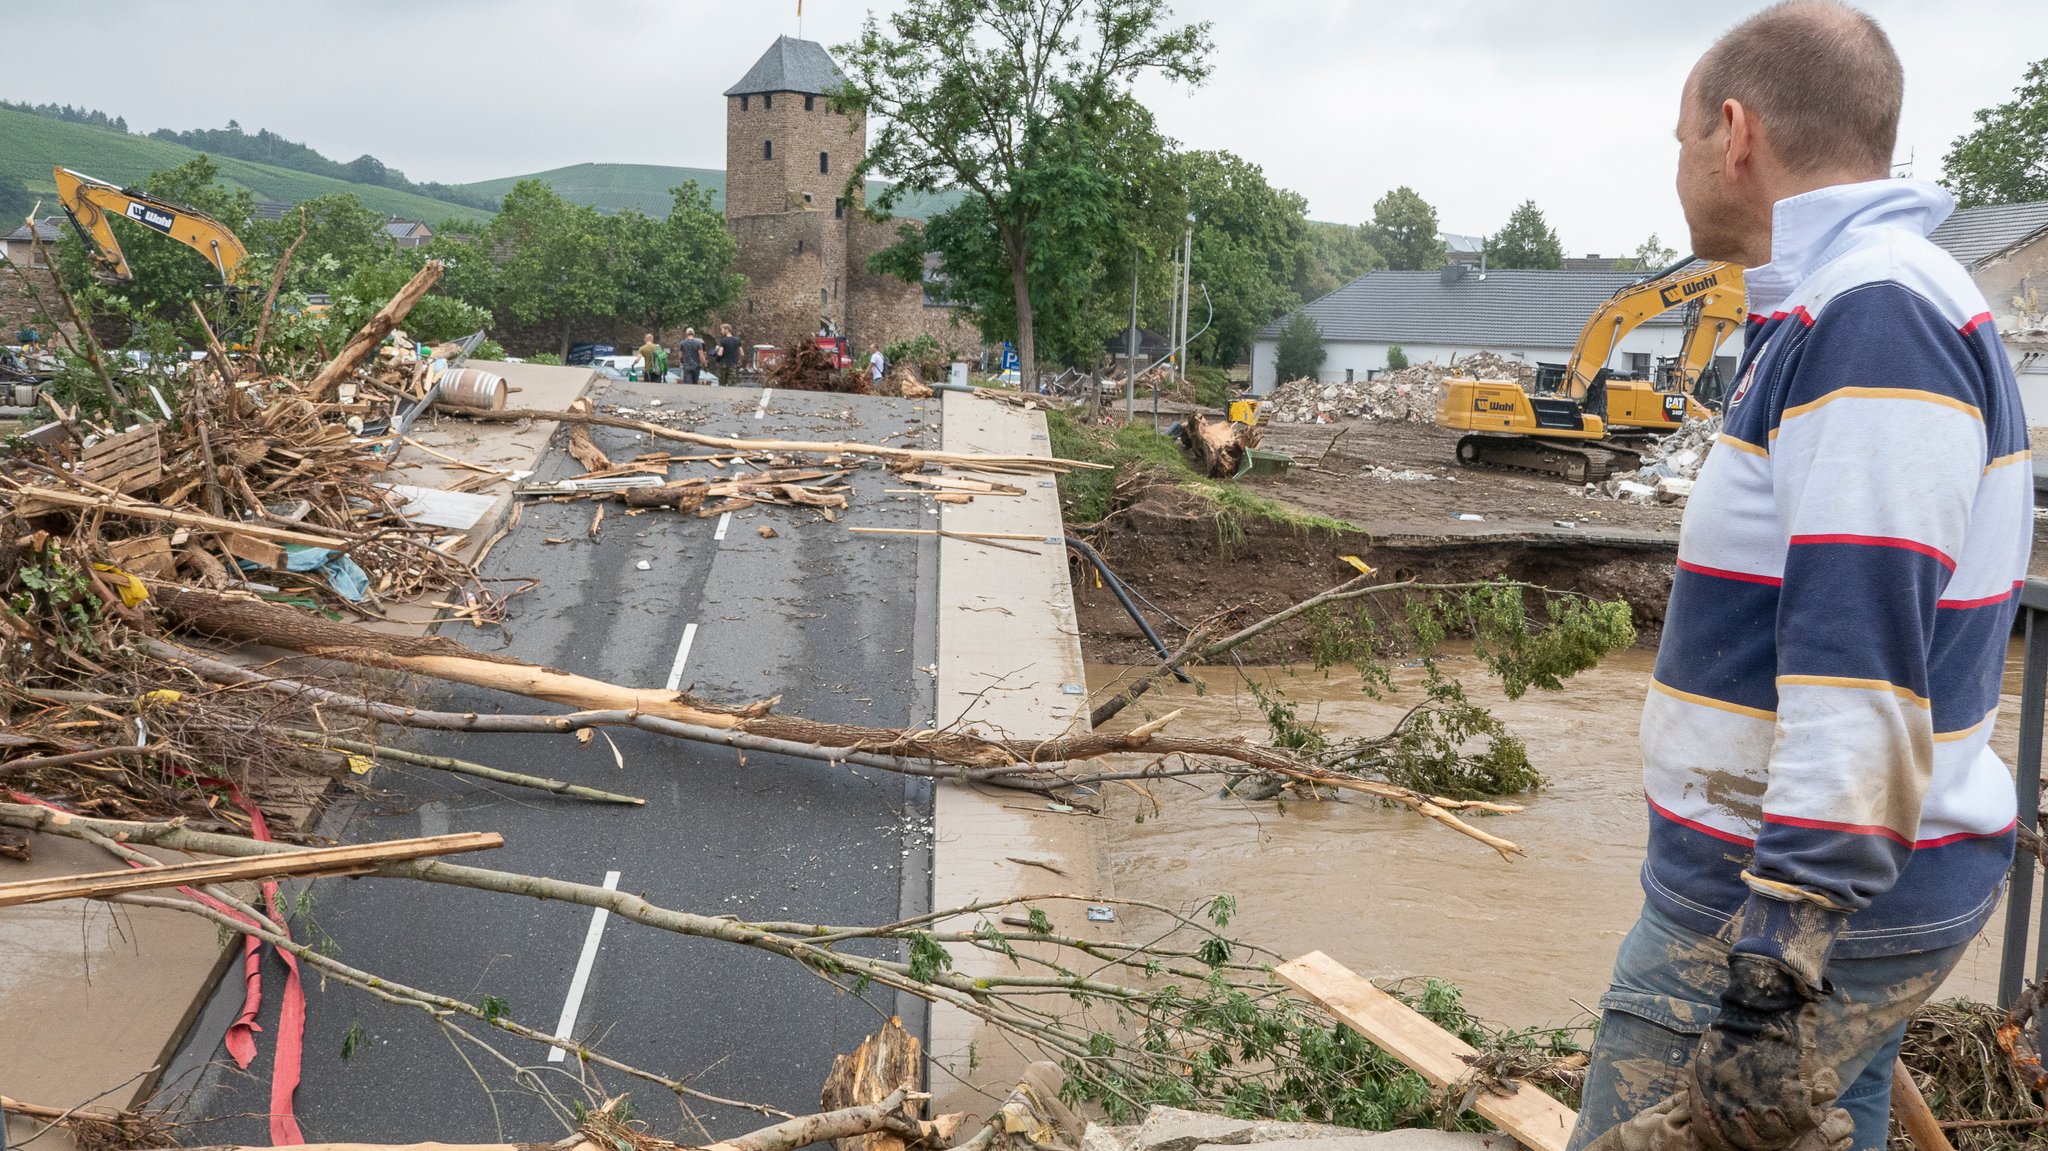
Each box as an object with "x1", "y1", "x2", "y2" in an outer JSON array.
[{"x1": 637, "y1": 324, "x2": 745, "y2": 385}]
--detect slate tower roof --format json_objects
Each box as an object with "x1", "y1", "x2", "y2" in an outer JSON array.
[{"x1": 725, "y1": 35, "x2": 849, "y2": 98}]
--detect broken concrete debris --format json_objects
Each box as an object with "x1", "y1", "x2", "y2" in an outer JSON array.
[
  {"x1": 1581, "y1": 414, "x2": 1720, "y2": 504},
  {"x1": 1267, "y1": 353, "x2": 1534, "y2": 425}
]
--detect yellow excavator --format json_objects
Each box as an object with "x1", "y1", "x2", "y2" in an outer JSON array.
[
  {"x1": 1434, "y1": 258, "x2": 1746, "y2": 482},
  {"x1": 54, "y1": 166, "x2": 251, "y2": 286}
]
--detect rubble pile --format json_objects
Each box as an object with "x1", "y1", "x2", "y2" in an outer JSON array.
[
  {"x1": 1267, "y1": 352, "x2": 1535, "y2": 425},
  {"x1": 774, "y1": 340, "x2": 869, "y2": 394},
  {"x1": 1583, "y1": 414, "x2": 1721, "y2": 504}
]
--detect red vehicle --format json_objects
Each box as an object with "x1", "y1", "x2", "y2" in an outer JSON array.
[{"x1": 814, "y1": 335, "x2": 852, "y2": 370}]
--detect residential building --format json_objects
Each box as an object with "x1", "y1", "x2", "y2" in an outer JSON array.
[
  {"x1": 1250, "y1": 264, "x2": 1714, "y2": 393},
  {"x1": 384, "y1": 218, "x2": 433, "y2": 249},
  {"x1": 0, "y1": 218, "x2": 65, "y2": 337}
]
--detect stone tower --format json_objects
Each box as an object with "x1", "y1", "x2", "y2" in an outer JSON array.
[
  {"x1": 719, "y1": 36, "x2": 972, "y2": 357},
  {"x1": 723, "y1": 36, "x2": 865, "y2": 220}
]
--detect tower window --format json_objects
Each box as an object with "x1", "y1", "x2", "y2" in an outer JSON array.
[
  {"x1": 805, "y1": 94, "x2": 815, "y2": 111},
  {"x1": 797, "y1": 239, "x2": 805, "y2": 254},
  {"x1": 763, "y1": 93, "x2": 773, "y2": 110},
  {"x1": 740, "y1": 95, "x2": 749, "y2": 111},
  {"x1": 834, "y1": 197, "x2": 844, "y2": 219},
  {"x1": 821, "y1": 288, "x2": 829, "y2": 311},
  {"x1": 820, "y1": 151, "x2": 830, "y2": 175},
  {"x1": 764, "y1": 139, "x2": 773, "y2": 160},
  {"x1": 747, "y1": 299, "x2": 755, "y2": 315}
]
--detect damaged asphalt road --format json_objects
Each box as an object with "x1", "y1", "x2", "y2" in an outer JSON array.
[{"x1": 163, "y1": 380, "x2": 943, "y2": 1142}]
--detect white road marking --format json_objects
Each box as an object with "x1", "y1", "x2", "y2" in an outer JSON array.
[
  {"x1": 547, "y1": 869, "x2": 623, "y2": 1063},
  {"x1": 714, "y1": 512, "x2": 733, "y2": 541},
  {"x1": 754, "y1": 387, "x2": 773, "y2": 420},
  {"x1": 663, "y1": 623, "x2": 700, "y2": 692}
]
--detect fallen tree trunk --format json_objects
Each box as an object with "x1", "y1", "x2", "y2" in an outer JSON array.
[
  {"x1": 0, "y1": 832, "x2": 501, "y2": 908},
  {"x1": 564, "y1": 397, "x2": 618, "y2": 474},
  {"x1": 142, "y1": 636, "x2": 1525, "y2": 856},
  {"x1": 1185, "y1": 413, "x2": 1258, "y2": 478},
  {"x1": 306, "y1": 260, "x2": 444, "y2": 400},
  {"x1": 453, "y1": 407, "x2": 1106, "y2": 475}
]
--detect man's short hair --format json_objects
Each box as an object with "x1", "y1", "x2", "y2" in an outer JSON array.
[{"x1": 1693, "y1": 0, "x2": 1902, "y2": 176}]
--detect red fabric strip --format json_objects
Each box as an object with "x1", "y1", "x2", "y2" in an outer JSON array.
[
  {"x1": 1675, "y1": 558, "x2": 1784, "y2": 587},
  {"x1": 1961, "y1": 312, "x2": 1994, "y2": 336},
  {"x1": 1788, "y1": 533, "x2": 1957, "y2": 571},
  {"x1": 1939, "y1": 581, "x2": 2024, "y2": 610},
  {"x1": 1762, "y1": 811, "x2": 1913, "y2": 848},
  {"x1": 1647, "y1": 793, "x2": 1757, "y2": 846}
]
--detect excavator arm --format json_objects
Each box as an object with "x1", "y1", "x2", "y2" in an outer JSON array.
[
  {"x1": 1558, "y1": 257, "x2": 1744, "y2": 403},
  {"x1": 54, "y1": 166, "x2": 250, "y2": 285}
]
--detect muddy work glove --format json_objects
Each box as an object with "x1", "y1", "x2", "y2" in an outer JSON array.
[{"x1": 1684, "y1": 885, "x2": 1851, "y2": 1151}]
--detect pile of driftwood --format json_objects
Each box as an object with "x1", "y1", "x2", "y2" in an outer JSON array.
[{"x1": 774, "y1": 340, "x2": 865, "y2": 393}]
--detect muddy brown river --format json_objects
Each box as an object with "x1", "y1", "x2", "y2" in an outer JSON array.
[{"x1": 1089, "y1": 649, "x2": 2021, "y2": 1031}]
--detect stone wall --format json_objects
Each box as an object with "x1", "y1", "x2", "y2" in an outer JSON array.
[
  {"x1": 844, "y1": 214, "x2": 977, "y2": 356},
  {"x1": 724, "y1": 210, "x2": 835, "y2": 353},
  {"x1": 724, "y1": 94, "x2": 866, "y2": 220}
]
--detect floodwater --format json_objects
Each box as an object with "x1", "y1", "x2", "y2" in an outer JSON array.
[{"x1": 1089, "y1": 647, "x2": 2026, "y2": 1031}]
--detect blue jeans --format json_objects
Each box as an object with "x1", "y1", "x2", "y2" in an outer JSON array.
[{"x1": 1568, "y1": 902, "x2": 1969, "y2": 1151}]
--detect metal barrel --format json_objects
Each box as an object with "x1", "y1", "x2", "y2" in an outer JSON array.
[{"x1": 438, "y1": 367, "x2": 507, "y2": 411}]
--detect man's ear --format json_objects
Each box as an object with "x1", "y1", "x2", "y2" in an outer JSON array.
[{"x1": 1722, "y1": 98, "x2": 1756, "y2": 178}]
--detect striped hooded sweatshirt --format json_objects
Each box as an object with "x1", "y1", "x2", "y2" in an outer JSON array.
[{"x1": 1642, "y1": 179, "x2": 2031, "y2": 962}]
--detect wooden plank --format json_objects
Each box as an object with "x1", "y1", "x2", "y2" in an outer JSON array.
[
  {"x1": 848, "y1": 527, "x2": 1051, "y2": 542},
  {"x1": 107, "y1": 533, "x2": 176, "y2": 579},
  {"x1": 1274, "y1": 951, "x2": 1576, "y2": 1151},
  {"x1": 223, "y1": 532, "x2": 288, "y2": 570},
  {"x1": 6, "y1": 487, "x2": 353, "y2": 549},
  {"x1": 0, "y1": 832, "x2": 504, "y2": 909}
]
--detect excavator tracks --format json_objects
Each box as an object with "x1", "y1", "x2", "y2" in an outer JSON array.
[{"x1": 1454, "y1": 434, "x2": 1642, "y2": 484}]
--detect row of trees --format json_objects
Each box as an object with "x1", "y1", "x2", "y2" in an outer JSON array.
[{"x1": 43, "y1": 156, "x2": 741, "y2": 361}]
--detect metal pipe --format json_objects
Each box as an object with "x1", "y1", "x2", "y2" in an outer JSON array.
[
  {"x1": 2000, "y1": 584, "x2": 2048, "y2": 1005},
  {"x1": 1062, "y1": 537, "x2": 1190, "y2": 683}
]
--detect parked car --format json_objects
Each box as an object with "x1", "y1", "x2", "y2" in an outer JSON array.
[{"x1": 589, "y1": 355, "x2": 717, "y2": 384}]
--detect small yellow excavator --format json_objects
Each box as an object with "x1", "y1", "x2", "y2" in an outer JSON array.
[
  {"x1": 54, "y1": 166, "x2": 251, "y2": 285},
  {"x1": 1435, "y1": 258, "x2": 1746, "y2": 482}
]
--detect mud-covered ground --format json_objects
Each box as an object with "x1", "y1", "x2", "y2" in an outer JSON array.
[
  {"x1": 1250, "y1": 419, "x2": 1687, "y2": 538},
  {"x1": 1072, "y1": 416, "x2": 1684, "y2": 664},
  {"x1": 1072, "y1": 414, "x2": 2048, "y2": 665}
]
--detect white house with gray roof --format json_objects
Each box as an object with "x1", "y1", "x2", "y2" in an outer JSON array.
[
  {"x1": 1257, "y1": 198, "x2": 2048, "y2": 415},
  {"x1": 1249, "y1": 265, "x2": 1705, "y2": 394}
]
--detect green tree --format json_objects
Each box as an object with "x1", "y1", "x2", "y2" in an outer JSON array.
[
  {"x1": 1273, "y1": 312, "x2": 1325, "y2": 383},
  {"x1": 875, "y1": 88, "x2": 1179, "y2": 368},
  {"x1": 1175, "y1": 150, "x2": 1317, "y2": 366},
  {"x1": 1386, "y1": 344, "x2": 1408, "y2": 371},
  {"x1": 610, "y1": 182, "x2": 744, "y2": 335},
  {"x1": 1297, "y1": 221, "x2": 1384, "y2": 300},
  {"x1": 1365, "y1": 186, "x2": 1446, "y2": 271},
  {"x1": 1483, "y1": 200, "x2": 1564, "y2": 270},
  {"x1": 481, "y1": 180, "x2": 616, "y2": 358},
  {"x1": 246, "y1": 192, "x2": 391, "y2": 292},
  {"x1": 1941, "y1": 58, "x2": 2048, "y2": 207},
  {"x1": 839, "y1": 0, "x2": 1212, "y2": 383},
  {"x1": 1610, "y1": 232, "x2": 1679, "y2": 272}
]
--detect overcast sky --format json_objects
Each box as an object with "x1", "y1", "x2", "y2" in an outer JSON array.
[{"x1": 16, "y1": 1, "x2": 2042, "y2": 256}]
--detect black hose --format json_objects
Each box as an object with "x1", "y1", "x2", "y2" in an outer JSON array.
[{"x1": 1063, "y1": 537, "x2": 1192, "y2": 684}]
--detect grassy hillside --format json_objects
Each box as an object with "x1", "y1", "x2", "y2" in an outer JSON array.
[
  {"x1": 0, "y1": 108, "x2": 490, "y2": 223},
  {"x1": 457, "y1": 162, "x2": 962, "y2": 221}
]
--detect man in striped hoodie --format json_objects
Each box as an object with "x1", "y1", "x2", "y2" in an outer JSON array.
[{"x1": 1571, "y1": 4, "x2": 2031, "y2": 1150}]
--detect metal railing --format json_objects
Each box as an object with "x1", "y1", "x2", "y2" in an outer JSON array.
[{"x1": 1997, "y1": 578, "x2": 2048, "y2": 1006}]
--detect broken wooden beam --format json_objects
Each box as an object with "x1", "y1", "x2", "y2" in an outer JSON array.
[
  {"x1": 306, "y1": 260, "x2": 445, "y2": 400},
  {"x1": 1274, "y1": 950, "x2": 1575, "y2": 1151},
  {"x1": 3, "y1": 483, "x2": 353, "y2": 550},
  {"x1": 0, "y1": 831, "x2": 504, "y2": 909}
]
